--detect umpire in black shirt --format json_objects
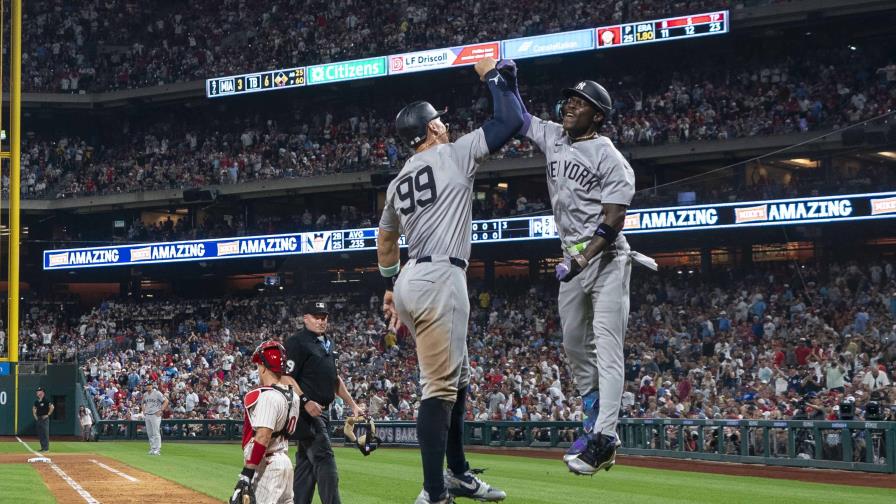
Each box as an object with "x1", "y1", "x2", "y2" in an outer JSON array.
[
  {"x1": 33, "y1": 387, "x2": 53, "y2": 452},
  {"x1": 283, "y1": 301, "x2": 364, "y2": 504}
]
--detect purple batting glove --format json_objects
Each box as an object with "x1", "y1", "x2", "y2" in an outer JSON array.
[
  {"x1": 555, "y1": 260, "x2": 571, "y2": 281},
  {"x1": 496, "y1": 59, "x2": 518, "y2": 82},
  {"x1": 556, "y1": 258, "x2": 583, "y2": 283}
]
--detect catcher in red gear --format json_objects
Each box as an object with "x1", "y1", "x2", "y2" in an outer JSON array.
[{"x1": 230, "y1": 341, "x2": 303, "y2": 504}]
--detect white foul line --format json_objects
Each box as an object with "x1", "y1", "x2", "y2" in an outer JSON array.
[
  {"x1": 16, "y1": 436, "x2": 101, "y2": 504},
  {"x1": 89, "y1": 459, "x2": 139, "y2": 482}
]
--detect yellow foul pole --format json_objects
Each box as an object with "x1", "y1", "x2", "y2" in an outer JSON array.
[{"x1": 8, "y1": 0, "x2": 22, "y2": 433}]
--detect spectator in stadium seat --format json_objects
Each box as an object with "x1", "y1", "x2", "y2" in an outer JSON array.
[
  {"x1": 862, "y1": 365, "x2": 891, "y2": 392},
  {"x1": 79, "y1": 405, "x2": 94, "y2": 442}
]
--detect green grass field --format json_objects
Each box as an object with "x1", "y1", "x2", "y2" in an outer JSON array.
[
  {"x1": 0, "y1": 463, "x2": 56, "y2": 503},
  {"x1": 1, "y1": 440, "x2": 892, "y2": 503}
]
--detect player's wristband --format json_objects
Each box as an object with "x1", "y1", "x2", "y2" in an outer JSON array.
[
  {"x1": 299, "y1": 394, "x2": 310, "y2": 406},
  {"x1": 246, "y1": 440, "x2": 267, "y2": 467},
  {"x1": 595, "y1": 223, "x2": 619, "y2": 243},
  {"x1": 379, "y1": 261, "x2": 400, "y2": 292},
  {"x1": 378, "y1": 260, "x2": 400, "y2": 277},
  {"x1": 240, "y1": 466, "x2": 256, "y2": 481}
]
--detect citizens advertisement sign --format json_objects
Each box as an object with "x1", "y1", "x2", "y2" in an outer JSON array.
[{"x1": 306, "y1": 57, "x2": 388, "y2": 85}]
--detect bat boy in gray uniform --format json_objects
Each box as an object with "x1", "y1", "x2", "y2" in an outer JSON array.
[
  {"x1": 378, "y1": 56, "x2": 520, "y2": 504},
  {"x1": 501, "y1": 62, "x2": 656, "y2": 476}
]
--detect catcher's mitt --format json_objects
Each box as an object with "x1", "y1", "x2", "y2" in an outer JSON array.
[
  {"x1": 343, "y1": 416, "x2": 382, "y2": 456},
  {"x1": 229, "y1": 472, "x2": 256, "y2": 504}
]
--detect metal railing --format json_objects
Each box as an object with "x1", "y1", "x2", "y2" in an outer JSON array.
[
  {"x1": 95, "y1": 418, "x2": 896, "y2": 473},
  {"x1": 616, "y1": 418, "x2": 895, "y2": 473}
]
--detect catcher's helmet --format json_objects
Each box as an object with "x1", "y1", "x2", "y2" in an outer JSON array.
[
  {"x1": 395, "y1": 101, "x2": 447, "y2": 148},
  {"x1": 252, "y1": 340, "x2": 287, "y2": 374},
  {"x1": 562, "y1": 80, "x2": 613, "y2": 116}
]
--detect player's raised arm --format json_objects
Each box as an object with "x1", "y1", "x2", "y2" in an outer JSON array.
[
  {"x1": 496, "y1": 59, "x2": 532, "y2": 134},
  {"x1": 496, "y1": 59, "x2": 562, "y2": 152},
  {"x1": 473, "y1": 57, "x2": 524, "y2": 154}
]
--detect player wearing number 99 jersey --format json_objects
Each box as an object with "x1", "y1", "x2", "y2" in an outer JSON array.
[
  {"x1": 230, "y1": 341, "x2": 302, "y2": 504},
  {"x1": 377, "y1": 56, "x2": 520, "y2": 504}
]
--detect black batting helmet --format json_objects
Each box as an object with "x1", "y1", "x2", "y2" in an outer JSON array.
[
  {"x1": 395, "y1": 101, "x2": 446, "y2": 148},
  {"x1": 562, "y1": 80, "x2": 613, "y2": 116}
]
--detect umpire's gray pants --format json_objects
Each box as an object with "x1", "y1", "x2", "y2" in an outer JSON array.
[
  {"x1": 36, "y1": 417, "x2": 50, "y2": 451},
  {"x1": 145, "y1": 414, "x2": 162, "y2": 452},
  {"x1": 394, "y1": 257, "x2": 471, "y2": 401},
  {"x1": 559, "y1": 243, "x2": 632, "y2": 436}
]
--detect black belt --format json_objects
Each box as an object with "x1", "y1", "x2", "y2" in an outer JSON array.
[{"x1": 417, "y1": 256, "x2": 467, "y2": 269}]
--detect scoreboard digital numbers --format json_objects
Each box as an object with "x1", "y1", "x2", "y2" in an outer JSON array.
[
  {"x1": 598, "y1": 11, "x2": 727, "y2": 49},
  {"x1": 656, "y1": 12, "x2": 726, "y2": 39},
  {"x1": 472, "y1": 217, "x2": 557, "y2": 242},
  {"x1": 207, "y1": 11, "x2": 729, "y2": 98},
  {"x1": 207, "y1": 68, "x2": 305, "y2": 98}
]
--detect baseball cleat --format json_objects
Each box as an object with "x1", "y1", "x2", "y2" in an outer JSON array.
[
  {"x1": 565, "y1": 433, "x2": 620, "y2": 476},
  {"x1": 563, "y1": 434, "x2": 590, "y2": 462},
  {"x1": 415, "y1": 489, "x2": 455, "y2": 504},
  {"x1": 445, "y1": 469, "x2": 506, "y2": 501}
]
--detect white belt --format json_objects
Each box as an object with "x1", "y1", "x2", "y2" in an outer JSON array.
[
  {"x1": 568, "y1": 240, "x2": 657, "y2": 271},
  {"x1": 629, "y1": 250, "x2": 658, "y2": 271}
]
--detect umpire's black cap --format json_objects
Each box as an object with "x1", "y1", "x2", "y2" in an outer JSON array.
[
  {"x1": 303, "y1": 301, "x2": 329, "y2": 315},
  {"x1": 562, "y1": 80, "x2": 613, "y2": 115},
  {"x1": 395, "y1": 101, "x2": 447, "y2": 148}
]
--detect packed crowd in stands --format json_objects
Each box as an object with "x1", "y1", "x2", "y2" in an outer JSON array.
[
  {"x1": 4, "y1": 258, "x2": 894, "y2": 431},
  {"x1": 19, "y1": 0, "x2": 756, "y2": 93},
  {"x1": 9, "y1": 37, "x2": 894, "y2": 200},
  {"x1": 44, "y1": 152, "x2": 891, "y2": 245},
  {"x1": 48, "y1": 190, "x2": 549, "y2": 245}
]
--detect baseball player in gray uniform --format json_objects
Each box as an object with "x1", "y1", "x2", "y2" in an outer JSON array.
[
  {"x1": 377, "y1": 56, "x2": 520, "y2": 504},
  {"x1": 500, "y1": 62, "x2": 656, "y2": 476},
  {"x1": 142, "y1": 381, "x2": 169, "y2": 455}
]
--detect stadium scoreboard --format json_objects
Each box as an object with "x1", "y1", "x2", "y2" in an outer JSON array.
[
  {"x1": 43, "y1": 191, "x2": 896, "y2": 270},
  {"x1": 208, "y1": 68, "x2": 305, "y2": 97},
  {"x1": 207, "y1": 11, "x2": 729, "y2": 98},
  {"x1": 598, "y1": 12, "x2": 726, "y2": 48}
]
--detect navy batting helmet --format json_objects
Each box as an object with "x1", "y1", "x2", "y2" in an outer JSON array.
[
  {"x1": 562, "y1": 80, "x2": 613, "y2": 116},
  {"x1": 395, "y1": 101, "x2": 447, "y2": 148}
]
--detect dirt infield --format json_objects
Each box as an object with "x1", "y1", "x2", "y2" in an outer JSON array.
[
  {"x1": 0, "y1": 452, "x2": 219, "y2": 503},
  {"x1": 468, "y1": 447, "x2": 896, "y2": 489}
]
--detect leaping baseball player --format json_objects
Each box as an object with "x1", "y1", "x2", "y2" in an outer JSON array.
[
  {"x1": 377, "y1": 56, "x2": 521, "y2": 503},
  {"x1": 230, "y1": 341, "x2": 303, "y2": 504},
  {"x1": 499, "y1": 61, "x2": 657, "y2": 475}
]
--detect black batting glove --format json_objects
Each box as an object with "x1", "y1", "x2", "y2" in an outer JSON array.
[{"x1": 229, "y1": 467, "x2": 256, "y2": 504}]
